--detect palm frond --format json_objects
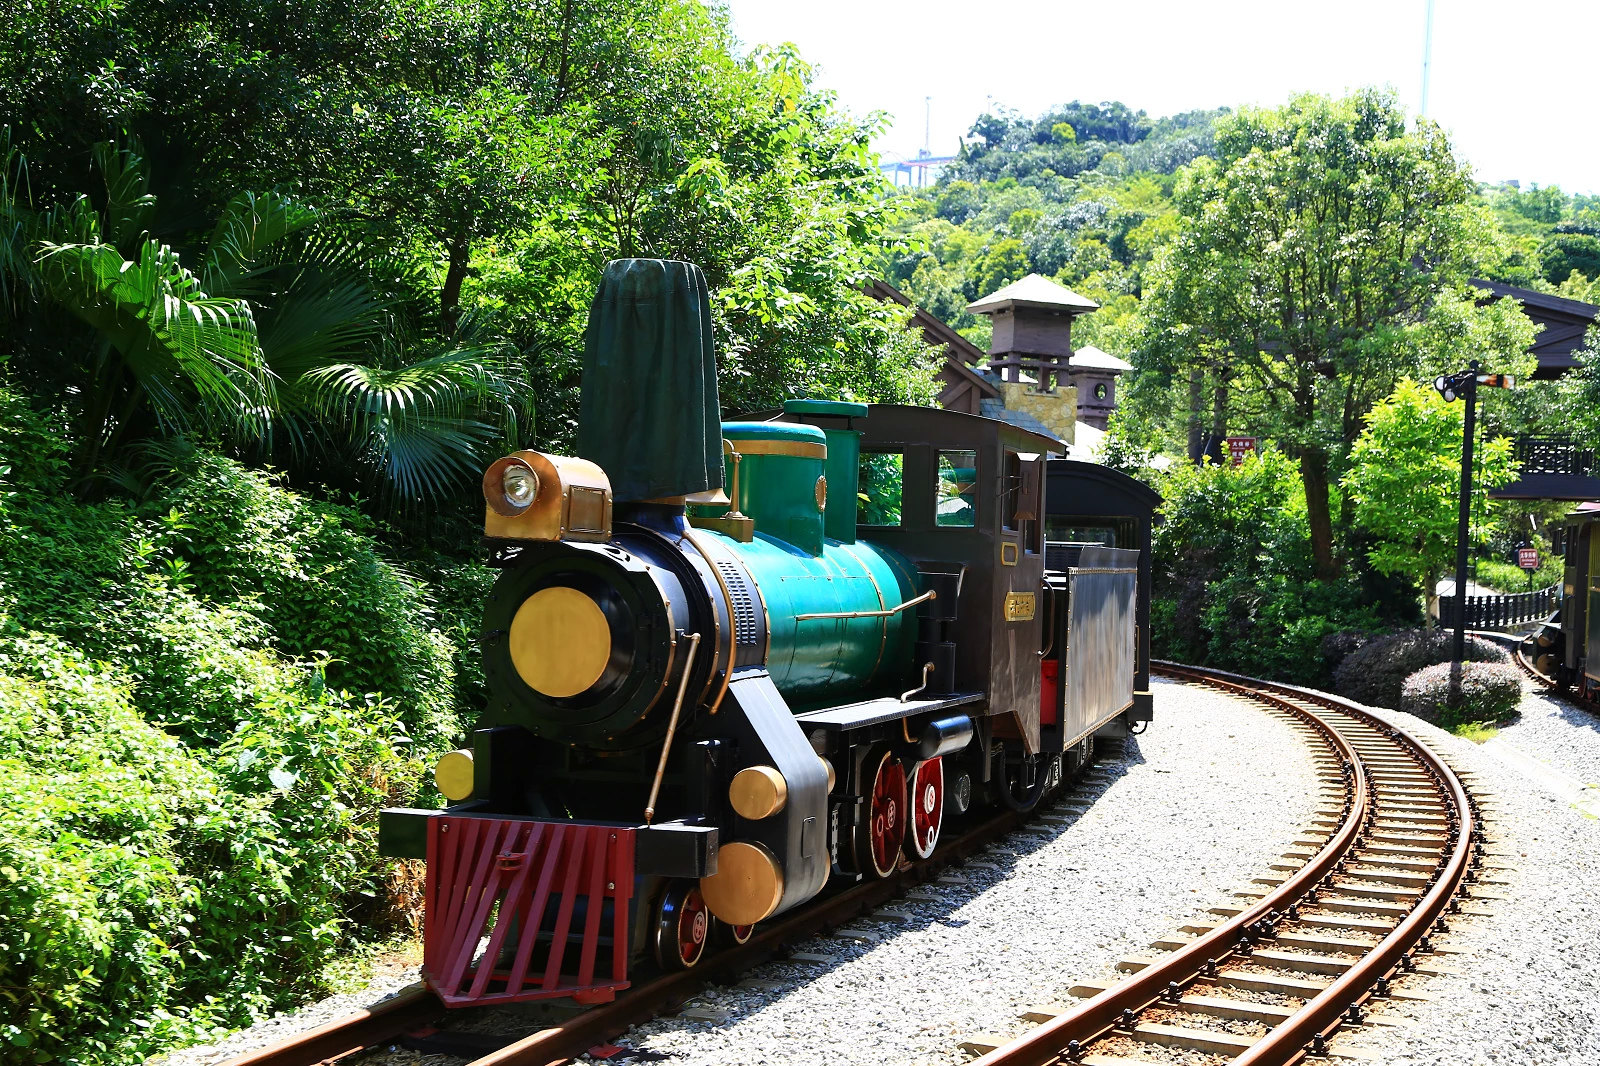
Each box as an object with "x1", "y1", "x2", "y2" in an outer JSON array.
[
  {"x1": 203, "y1": 190, "x2": 321, "y2": 294},
  {"x1": 35, "y1": 238, "x2": 275, "y2": 439},
  {"x1": 302, "y1": 345, "x2": 530, "y2": 504},
  {"x1": 91, "y1": 141, "x2": 156, "y2": 250},
  {"x1": 0, "y1": 130, "x2": 36, "y2": 320}
]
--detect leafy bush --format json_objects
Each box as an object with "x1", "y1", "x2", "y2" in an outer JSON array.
[
  {"x1": 1401, "y1": 660, "x2": 1524, "y2": 727},
  {"x1": 1474, "y1": 556, "x2": 1562, "y2": 595},
  {"x1": 143, "y1": 452, "x2": 459, "y2": 747},
  {"x1": 0, "y1": 627, "x2": 414, "y2": 1063},
  {"x1": 1321, "y1": 630, "x2": 1375, "y2": 674},
  {"x1": 0, "y1": 389, "x2": 467, "y2": 1063},
  {"x1": 1150, "y1": 449, "x2": 1393, "y2": 685},
  {"x1": 1332, "y1": 628, "x2": 1508, "y2": 709}
]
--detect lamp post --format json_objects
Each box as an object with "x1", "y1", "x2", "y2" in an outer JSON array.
[{"x1": 1434, "y1": 362, "x2": 1515, "y2": 662}]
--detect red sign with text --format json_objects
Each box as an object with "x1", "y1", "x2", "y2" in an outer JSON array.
[
  {"x1": 1518, "y1": 547, "x2": 1539, "y2": 571},
  {"x1": 1226, "y1": 436, "x2": 1258, "y2": 465}
]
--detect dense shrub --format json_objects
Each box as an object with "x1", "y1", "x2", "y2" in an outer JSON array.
[
  {"x1": 1332, "y1": 628, "x2": 1508, "y2": 710},
  {"x1": 1321, "y1": 630, "x2": 1375, "y2": 674},
  {"x1": 0, "y1": 389, "x2": 471, "y2": 1063},
  {"x1": 1150, "y1": 449, "x2": 1392, "y2": 685},
  {"x1": 1401, "y1": 660, "x2": 1524, "y2": 726},
  {"x1": 145, "y1": 452, "x2": 459, "y2": 747},
  {"x1": 0, "y1": 627, "x2": 414, "y2": 1063}
]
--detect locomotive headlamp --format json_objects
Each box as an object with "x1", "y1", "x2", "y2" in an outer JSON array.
[
  {"x1": 502, "y1": 465, "x2": 538, "y2": 508},
  {"x1": 483, "y1": 456, "x2": 540, "y2": 517}
]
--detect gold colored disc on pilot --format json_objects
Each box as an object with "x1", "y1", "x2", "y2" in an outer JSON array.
[
  {"x1": 700, "y1": 841, "x2": 785, "y2": 926},
  {"x1": 509, "y1": 586, "x2": 611, "y2": 698},
  {"x1": 434, "y1": 749, "x2": 475, "y2": 801}
]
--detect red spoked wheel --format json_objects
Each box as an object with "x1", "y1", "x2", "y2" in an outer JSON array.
[
  {"x1": 716, "y1": 920, "x2": 755, "y2": 947},
  {"x1": 653, "y1": 881, "x2": 710, "y2": 970},
  {"x1": 904, "y1": 757, "x2": 944, "y2": 860},
  {"x1": 856, "y1": 749, "x2": 907, "y2": 878}
]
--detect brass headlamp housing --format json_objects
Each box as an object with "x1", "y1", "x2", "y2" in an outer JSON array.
[{"x1": 483, "y1": 451, "x2": 613, "y2": 542}]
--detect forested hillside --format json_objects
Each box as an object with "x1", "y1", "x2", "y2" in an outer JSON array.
[
  {"x1": 878, "y1": 92, "x2": 1570, "y2": 689},
  {"x1": 880, "y1": 101, "x2": 1226, "y2": 352},
  {"x1": 1477, "y1": 182, "x2": 1600, "y2": 301}
]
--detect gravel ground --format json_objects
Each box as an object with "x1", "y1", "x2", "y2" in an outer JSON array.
[
  {"x1": 1331, "y1": 689, "x2": 1600, "y2": 1066},
  {"x1": 1492, "y1": 686, "x2": 1600, "y2": 787},
  {"x1": 605, "y1": 678, "x2": 1320, "y2": 1066},
  {"x1": 154, "y1": 678, "x2": 1322, "y2": 1066}
]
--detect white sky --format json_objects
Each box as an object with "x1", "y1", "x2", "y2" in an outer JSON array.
[{"x1": 722, "y1": 0, "x2": 1600, "y2": 194}]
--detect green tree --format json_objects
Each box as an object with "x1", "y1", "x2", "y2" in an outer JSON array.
[
  {"x1": 1138, "y1": 89, "x2": 1533, "y2": 576},
  {"x1": 1537, "y1": 231, "x2": 1600, "y2": 285},
  {"x1": 4, "y1": 136, "x2": 528, "y2": 502},
  {"x1": 1342, "y1": 379, "x2": 1518, "y2": 619}
]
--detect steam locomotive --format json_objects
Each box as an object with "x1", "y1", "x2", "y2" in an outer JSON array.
[{"x1": 379, "y1": 260, "x2": 1155, "y2": 1007}]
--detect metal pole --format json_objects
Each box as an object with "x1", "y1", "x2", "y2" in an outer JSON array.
[
  {"x1": 1421, "y1": 0, "x2": 1436, "y2": 117},
  {"x1": 1452, "y1": 360, "x2": 1479, "y2": 663}
]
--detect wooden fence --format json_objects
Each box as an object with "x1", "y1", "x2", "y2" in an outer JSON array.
[{"x1": 1437, "y1": 584, "x2": 1558, "y2": 630}]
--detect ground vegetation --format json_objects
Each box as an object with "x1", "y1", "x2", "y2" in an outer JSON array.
[
  {"x1": 1401, "y1": 660, "x2": 1524, "y2": 728},
  {"x1": 1331, "y1": 629, "x2": 1508, "y2": 711}
]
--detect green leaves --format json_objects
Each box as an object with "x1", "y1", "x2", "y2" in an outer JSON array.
[
  {"x1": 1342, "y1": 379, "x2": 1518, "y2": 599},
  {"x1": 301, "y1": 346, "x2": 526, "y2": 504},
  {"x1": 36, "y1": 235, "x2": 273, "y2": 439}
]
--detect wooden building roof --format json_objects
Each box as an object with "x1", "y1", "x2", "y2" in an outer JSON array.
[
  {"x1": 966, "y1": 273, "x2": 1099, "y2": 315},
  {"x1": 1471, "y1": 279, "x2": 1598, "y2": 379}
]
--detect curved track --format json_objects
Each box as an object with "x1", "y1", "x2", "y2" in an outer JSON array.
[{"x1": 969, "y1": 662, "x2": 1485, "y2": 1066}]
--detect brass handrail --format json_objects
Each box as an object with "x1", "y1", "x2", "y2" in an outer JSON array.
[
  {"x1": 643, "y1": 632, "x2": 701, "y2": 825},
  {"x1": 794, "y1": 588, "x2": 935, "y2": 621}
]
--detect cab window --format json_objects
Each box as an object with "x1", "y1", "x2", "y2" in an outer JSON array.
[
  {"x1": 859, "y1": 451, "x2": 904, "y2": 526},
  {"x1": 936, "y1": 450, "x2": 977, "y2": 527}
]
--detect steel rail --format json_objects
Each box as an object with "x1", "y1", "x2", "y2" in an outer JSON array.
[
  {"x1": 972, "y1": 662, "x2": 1477, "y2": 1066},
  {"x1": 967, "y1": 667, "x2": 1367, "y2": 1066},
  {"x1": 219, "y1": 810, "x2": 1025, "y2": 1066},
  {"x1": 1180, "y1": 665, "x2": 1478, "y2": 1065},
  {"x1": 216, "y1": 984, "x2": 444, "y2": 1066}
]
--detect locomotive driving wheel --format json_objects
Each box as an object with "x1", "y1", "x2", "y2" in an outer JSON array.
[
  {"x1": 716, "y1": 919, "x2": 756, "y2": 947},
  {"x1": 654, "y1": 881, "x2": 710, "y2": 970},
  {"x1": 855, "y1": 748, "x2": 908, "y2": 878},
  {"x1": 904, "y1": 757, "x2": 944, "y2": 860}
]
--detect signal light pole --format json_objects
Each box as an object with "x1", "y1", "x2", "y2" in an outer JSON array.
[{"x1": 1434, "y1": 362, "x2": 1515, "y2": 662}]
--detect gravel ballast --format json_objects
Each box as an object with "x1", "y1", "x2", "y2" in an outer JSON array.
[
  {"x1": 1491, "y1": 685, "x2": 1600, "y2": 787},
  {"x1": 154, "y1": 678, "x2": 1323, "y2": 1066},
  {"x1": 609, "y1": 677, "x2": 1320, "y2": 1066},
  {"x1": 1330, "y1": 688, "x2": 1600, "y2": 1066}
]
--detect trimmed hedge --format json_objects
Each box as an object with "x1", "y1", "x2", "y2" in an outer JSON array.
[
  {"x1": 1401, "y1": 661, "x2": 1524, "y2": 727},
  {"x1": 1331, "y1": 628, "x2": 1507, "y2": 710}
]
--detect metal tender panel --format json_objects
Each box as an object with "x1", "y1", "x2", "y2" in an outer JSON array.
[{"x1": 1062, "y1": 544, "x2": 1138, "y2": 743}]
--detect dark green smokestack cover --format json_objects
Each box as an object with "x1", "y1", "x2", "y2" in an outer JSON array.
[{"x1": 577, "y1": 259, "x2": 723, "y2": 502}]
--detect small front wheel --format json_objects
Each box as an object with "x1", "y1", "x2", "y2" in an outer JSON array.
[{"x1": 653, "y1": 881, "x2": 710, "y2": 970}]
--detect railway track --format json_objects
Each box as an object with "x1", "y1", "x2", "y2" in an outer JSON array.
[
  {"x1": 219, "y1": 804, "x2": 1048, "y2": 1066},
  {"x1": 962, "y1": 662, "x2": 1490, "y2": 1066},
  {"x1": 1508, "y1": 633, "x2": 1600, "y2": 718}
]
